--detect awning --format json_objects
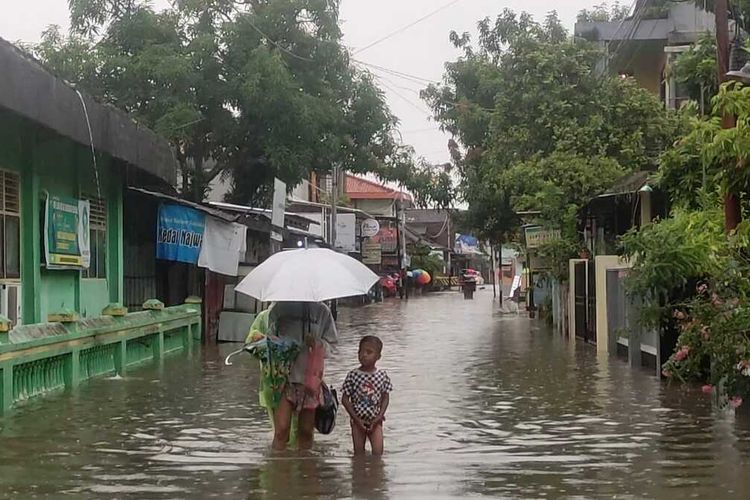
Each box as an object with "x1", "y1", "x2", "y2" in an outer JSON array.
[{"x1": 128, "y1": 187, "x2": 238, "y2": 222}]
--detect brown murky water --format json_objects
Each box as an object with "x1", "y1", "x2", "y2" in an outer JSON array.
[{"x1": 2, "y1": 291, "x2": 750, "y2": 499}]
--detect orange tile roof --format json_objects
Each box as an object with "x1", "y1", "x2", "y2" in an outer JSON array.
[{"x1": 345, "y1": 175, "x2": 412, "y2": 201}]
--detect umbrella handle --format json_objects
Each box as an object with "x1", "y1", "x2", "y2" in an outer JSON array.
[{"x1": 224, "y1": 346, "x2": 248, "y2": 366}]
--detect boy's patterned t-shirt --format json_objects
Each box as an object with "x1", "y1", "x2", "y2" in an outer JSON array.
[{"x1": 342, "y1": 369, "x2": 393, "y2": 423}]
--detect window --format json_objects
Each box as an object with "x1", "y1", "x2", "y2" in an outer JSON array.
[
  {"x1": 82, "y1": 197, "x2": 107, "y2": 279},
  {"x1": 0, "y1": 170, "x2": 20, "y2": 280}
]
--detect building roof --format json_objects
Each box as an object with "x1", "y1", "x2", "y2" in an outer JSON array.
[
  {"x1": 575, "y1": 2, "x2": 717, "y2": 44},
  {"x1": 405, "y1": 208, "x2": 451, "y2": 225},
  {"x1": 575, "y1": 19, "x2": 671, "y2": 42},
  {"x1": 597, "y1": 171, "x2": 653, "y2": 198},
  {"x1": 0, "y1": 37, "x2": 176, "y2": 185},
  {"x1": 345, "y1": 175, "x2": 412, "y2": 202}
]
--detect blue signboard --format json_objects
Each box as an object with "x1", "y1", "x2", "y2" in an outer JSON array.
[{"x1": 156, "y1": 204, "x2": 205, "y2": 264}]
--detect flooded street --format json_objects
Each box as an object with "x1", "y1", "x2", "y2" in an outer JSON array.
[{"x1": 2, "y1": 291, "x2": 750, "y2": 498}]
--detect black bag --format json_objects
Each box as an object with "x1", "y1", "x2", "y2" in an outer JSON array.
[{"x1": 315, "y1": 383, "x2": 338, "y2": 435}]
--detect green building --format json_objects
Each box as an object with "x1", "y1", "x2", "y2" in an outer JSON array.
[{"x1": 0, "y1": 37, "x2": 176, "y2": 326}]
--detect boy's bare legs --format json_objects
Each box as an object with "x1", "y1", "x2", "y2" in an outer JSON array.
[
  {"x1": 272, "y1": 397, "x2": 294, "y2": 450},
  {"x1": 368, "y1": 423, "x2": 384, "y2": 456},
  {"x1": 351, "y1": 421, "x2": 367, "y2": 455},
  {"x1": 298, "y1": 409, "x2": 316, "y2": 450}
]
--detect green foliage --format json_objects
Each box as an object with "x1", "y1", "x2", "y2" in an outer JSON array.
[
  {"x1": 657, "y1": 83, "x2": 750, "y2": 210},
  {"x1": 576, "y1": 2, "x2": 630, "y2": 23},
  {"x1": 409, "y1": 244, "x2": 446, "y2": 279},
  {"x1": 659, "y1": 220, "x2": 750, "y2": 405},
  {"x1": 621, "y1": 206, "x2": 724, "y2": 305},
  {"x1": 534, "y1": 237, "x2": 580, "y2": 282},
  {"x1": 655, "y1": 114, "x2": 720, "y2": 209},
  {"x1": 35, "y1": 0, "x2": 452, "y2": 205},
  {"x1": 423, "y1": 9, "x2": 679, "y2": 251},
  {"x1": 669, "y1": 34, "x2": 717, "y2": 113}
]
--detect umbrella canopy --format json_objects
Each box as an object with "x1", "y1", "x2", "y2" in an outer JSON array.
[{"x1": 235, "y1": 248, "x2": 379, "y2": 302}]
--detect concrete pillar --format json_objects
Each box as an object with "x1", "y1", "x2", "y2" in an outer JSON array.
[
  {"x1": 114, "y1": 339, "x2": 127, "y2": 376},
  {"x1": 64, "y1": 350, "x2": 80, "y2": 388},
  {"x1": 640, "y1": 190, "x2": 652, "y2": 227},
  {"x1": 153, "y1": 332, "x2": 164, "y2": 360},
  {"x1": 20, "y1": 166, "x2": 42, "y2": 325}
]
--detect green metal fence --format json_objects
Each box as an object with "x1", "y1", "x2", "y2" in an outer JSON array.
[{"x1": 0, "y1": 303, "x2": 201, "y2": 415}]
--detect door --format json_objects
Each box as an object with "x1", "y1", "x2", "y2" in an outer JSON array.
[{"x1": 574, "y1": 261, "x2": 587, "y2": 340}]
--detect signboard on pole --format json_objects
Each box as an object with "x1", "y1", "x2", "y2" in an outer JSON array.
[
  {"x1": 272, "y1": 178, "x2": 286, "y2": 230},
  {"x1": 44, "y1": 195, "x2": 90, "y2": 269},
  {"x1": 362, "y1": 240, "x2": 382, "y2": 265},
  {"x1": 156, "y1": 203, "x2": 205, "y2": 264},
  {"x1": 524, "y1": 226, "x2": 561, "y2": 249},
  {"x1": 335, "y1": 213, "x2": 356, "y2": 252},
  {"x1": 361, "y1": 218, "x2": 380, "y2": 238}
]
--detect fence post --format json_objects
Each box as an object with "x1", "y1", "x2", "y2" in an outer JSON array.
[{"x1": 1, "y1": 363, "x2": 12, "y2": 414}]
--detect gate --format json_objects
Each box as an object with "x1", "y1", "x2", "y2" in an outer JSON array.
[{"x1": 573, "y1": 260, "x2": 596, "y2": 343}]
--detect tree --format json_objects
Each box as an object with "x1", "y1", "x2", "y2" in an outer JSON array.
[
  {"x1": 669, "y1": 34, "x2": 718, "y2": 114},
  {"x1": 622, "y1": 82, "x2": 750, "y2": 405},
  {"x1": 422, "y1": 9, "x2": 680, "y2": 258},
  {"x1": 35, "y1": 0, "x2": 452, "y2": 205}
]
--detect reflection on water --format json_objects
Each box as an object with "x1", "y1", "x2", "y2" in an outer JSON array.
[{"x1": 2, "y1": 292, "x2": 750, "y2": 498}]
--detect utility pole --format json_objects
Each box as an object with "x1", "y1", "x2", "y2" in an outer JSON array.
[
  {"x1": 497, "y1": 241, "x2": 503, "y2": 306},
  {"x1": 716, "y1": 0, "x2": 741, "y2": 232},
  {"x1": 330, "y1": 165, "x2": 338, "y2": 246},
  {"x1": 399, "y1": 199, "x2": 408, "y2": 299}
]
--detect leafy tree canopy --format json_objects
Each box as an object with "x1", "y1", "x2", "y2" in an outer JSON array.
[
  {"x1": 422, "y1": 9, "x2": 680, "y2": 249},
  {"x1": 34, "y1": 0, "x2": 453, "y2": 205}
]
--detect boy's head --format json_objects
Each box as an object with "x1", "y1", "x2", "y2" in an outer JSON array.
[{"x1": 358, "y1": 335, "x2": 383, "y2": 368}]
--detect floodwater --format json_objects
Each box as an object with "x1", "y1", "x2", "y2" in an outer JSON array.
[{"x1": 2, "y1": 292, "x2": 750, "y2": 499}]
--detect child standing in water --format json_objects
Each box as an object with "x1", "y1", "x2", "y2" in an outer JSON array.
[{"x1": 342, "y1": 336, "x2": 393, "y2": 456}]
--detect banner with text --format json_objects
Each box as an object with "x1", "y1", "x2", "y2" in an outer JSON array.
[
  {"x1": 44, "y1": 195, "x2": 90, "y2": 269},
  {"x1": 156, "y1": 204, "x2": 205, "y2": 264}
]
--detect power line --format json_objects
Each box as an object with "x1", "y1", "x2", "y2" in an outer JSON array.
[
  {"x1": 354, "y1": 59, "x2": 440, "y2": 85},
  {"x1": 246, "y1": 19, "x2": 313, "y2": 62},
  {"x1": 376, "y1": 78, "x2": 433, "y2": 115},
  {"x1": 353, "y1": 0, "x2": 463, "y2": 55}
]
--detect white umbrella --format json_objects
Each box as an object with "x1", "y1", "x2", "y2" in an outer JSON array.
[{"x1": 235, "y1": 248, "x2": 380, "y2": 302}]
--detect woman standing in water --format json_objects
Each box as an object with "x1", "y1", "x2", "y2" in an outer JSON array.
[{"x1": 269, "y1": 301, "x2": 338, "y2": 450}]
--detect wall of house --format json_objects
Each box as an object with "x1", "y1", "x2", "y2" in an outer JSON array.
[
  {"x1": 629, "y1": 49, "x2": 665, "y2": 96},
  {"x1": 354, "y1": 199, "x2": 395, "y2": 217},
  {"x1": 0, "y1": 109, "x2": 124, "y2": 325},
  {"x1": 594, "y1": 255, "x2": 630, "y2": 353}
]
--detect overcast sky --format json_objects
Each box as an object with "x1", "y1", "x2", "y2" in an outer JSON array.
[{"x1": 1, "y1": 0, "x2": 598, "y2": 166}]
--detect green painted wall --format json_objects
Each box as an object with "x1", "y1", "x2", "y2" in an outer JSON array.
[{"x1": 0, "y1": 109, "x2": 125, "y2": 324}]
